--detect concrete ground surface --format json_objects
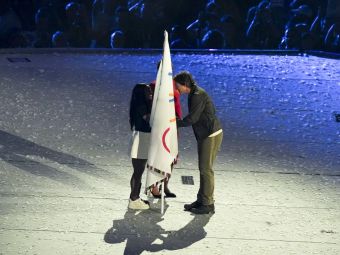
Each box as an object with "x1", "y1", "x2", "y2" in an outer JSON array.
[{"x1": 0, "y1": 50, "x2": 339, "y2": 254}]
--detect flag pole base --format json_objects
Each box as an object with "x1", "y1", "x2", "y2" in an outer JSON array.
[{"x1": 161, "y1": 181, "x2": 165, "y2": 214}]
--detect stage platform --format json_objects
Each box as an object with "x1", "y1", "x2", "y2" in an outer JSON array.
[{"x1": 0, "y1": 49, "x2": 339, "y2": 254}]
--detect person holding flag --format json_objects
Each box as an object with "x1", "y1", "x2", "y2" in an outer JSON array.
[
  {"x1": 174, "y1": 71, "x2": 223, "y2": 215},
  {"x1": 128, "y1": 83, "x2": 153, "y2": 210},
  {"x1": 149, "y1": 61, "x2": 182, "y2": 199},
  {"x1": 145, "y1": 31, "x2": 178, "y2": 214},
  {"x1": 128, "y1": 31, "x2": 179, "y2": 212}
]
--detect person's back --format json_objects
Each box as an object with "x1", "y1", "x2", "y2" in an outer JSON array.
[
  {"x1": 129, "y1": 83, "x2": 152, "y2": 132},
  {"x1": 187, "y1": 85, "x2": 222, "y2": 142}
]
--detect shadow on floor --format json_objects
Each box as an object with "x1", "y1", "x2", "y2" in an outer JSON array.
[
  {"x1": 0, "y1": 130, "x2": 112, "y2": 187},
  {"x1": 104, "y1": 201, "x2": 212, "y2": 255}
]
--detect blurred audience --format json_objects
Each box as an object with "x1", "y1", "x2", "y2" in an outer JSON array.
[
  {"x1": 0, "y1": 0, "x2": 22, "y2": 47},
  {"x1": 110, "y1": 29, "x2": 125, "y2": 48},
  {"x1": 52, "y1": 30, "x2": 69, "y2": 47},
  {"x1": 65, "y1": 1, "x2": 91, "y2": 47},
  {"x1": 0, "y1": 0, "x2": 338, "y2": 53},
  {"x1": 246, "y1": 1, "x2": 282, "y2": 49}
]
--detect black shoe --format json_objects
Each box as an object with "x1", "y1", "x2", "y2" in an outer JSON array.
[
  {"x1": 190, "y1": 204, "x2": 215, "y2": 214},
  {"x1": 165, "y1": 190, "x2": 176, "y2": 198},
  {"x1": 184, "y1": 201, "x2": 202, "y2": 211},
  {"x1": 158, "y1": 185, "x2": 176, "y2": 198}
]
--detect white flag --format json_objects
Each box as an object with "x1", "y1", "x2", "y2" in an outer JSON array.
[{"x1": 146, "y1": 31, "x2": 178, "y2": 190}]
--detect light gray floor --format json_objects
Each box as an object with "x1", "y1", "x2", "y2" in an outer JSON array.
[{"x1": 0, "y1": 51, "x2": 339, "y2": 254}]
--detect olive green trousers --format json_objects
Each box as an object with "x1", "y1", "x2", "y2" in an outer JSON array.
[{"x1": 197, "y1": 131, "x2": 223, "y2": 205}]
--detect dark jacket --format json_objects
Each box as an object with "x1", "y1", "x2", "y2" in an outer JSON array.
[
  {"x1": 129, "y1": 83, "x2": 152, "y2": 133},
  {"x1": 177, "y1": 85, "x2": 222, "y2": 141}
]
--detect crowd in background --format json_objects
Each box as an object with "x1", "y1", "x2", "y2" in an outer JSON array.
[{"x1": 0, "y1": 0, "x2": 339, "y2": 52}]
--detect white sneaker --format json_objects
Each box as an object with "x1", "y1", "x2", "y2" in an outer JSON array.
[{"x1": 128, "y1": 198, "x2": 150, "y2": 210}]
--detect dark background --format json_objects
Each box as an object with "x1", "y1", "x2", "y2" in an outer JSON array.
[{"x1": 0, "y1": 0, "x2": 339, "y2": 52}]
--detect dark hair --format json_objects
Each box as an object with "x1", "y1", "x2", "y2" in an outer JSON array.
[
  {"x1": 129, "y1": 83, "x2": 152, "y2": 130},
  {"x1": 173, "y1": 71, "x2": 196, "y2": 88}
]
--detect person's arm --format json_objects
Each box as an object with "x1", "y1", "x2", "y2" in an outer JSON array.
[
  {"x1": 174, "y1": 89, "x2": 182, "y2": 119},
  {"x1": 177, "y1": 93, "x2": 206, "y2": 127},
  {"x1": 172, "y1": 80, "x2": 182, "y2": 118}
]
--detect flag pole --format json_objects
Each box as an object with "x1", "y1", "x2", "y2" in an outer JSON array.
[
  {"x1": 145, "y1": 30, "x2": 177, "y2": 214},
  {"x1": 161, "y1": 179, "x2": 165, "y2": 214}
]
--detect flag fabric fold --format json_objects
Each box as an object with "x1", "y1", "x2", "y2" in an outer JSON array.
[{"x1": 146, "y1": 31, "x2": 178, "y2": 193}]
